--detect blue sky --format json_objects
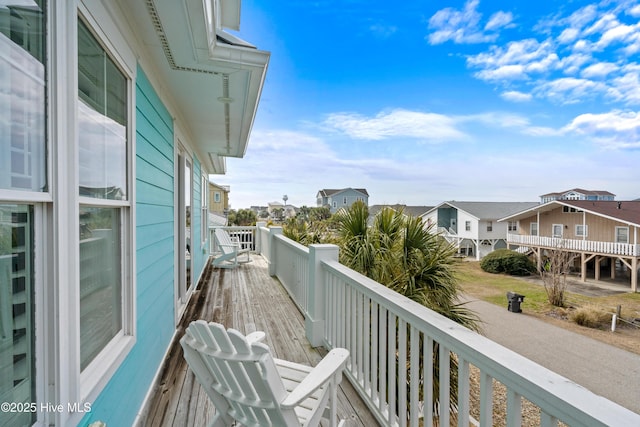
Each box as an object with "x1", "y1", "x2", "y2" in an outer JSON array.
[{"x1": 220, "y1": 0, "x2": 640, "y2": 209}]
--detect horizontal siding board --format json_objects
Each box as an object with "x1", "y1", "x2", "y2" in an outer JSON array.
[
  {"x1": 136, "y1": 179, "x2": 174, "y2": 206},
  {"x1": 136, "y1": 134, "x2": 173, "y2": 172}
]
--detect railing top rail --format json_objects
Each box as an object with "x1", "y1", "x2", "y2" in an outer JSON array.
[
  {"x1": 273, "y1": 233, "x2": 310, "y2": 256},
  {"x1": 321, "y1": 258, "x2": 640, "y2": 426}
]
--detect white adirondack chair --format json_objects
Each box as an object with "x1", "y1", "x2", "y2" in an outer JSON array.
[
  {"x1": 212, "y1": 228, "x2": 251, "y2": 268},
  {"x1": 180, "y1": 320, "x2": 349, "y2": 427}
]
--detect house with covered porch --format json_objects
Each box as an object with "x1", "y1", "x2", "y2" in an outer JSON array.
[
  {"x1": 420, "y1": 201, "x2": 537, "y2": 260},
  {"x1": 500, "y1": 200, "x2": 640, "y2": 292},
  {"x1": 0, "y1": 0, "x2": 268, "y2": 425}
]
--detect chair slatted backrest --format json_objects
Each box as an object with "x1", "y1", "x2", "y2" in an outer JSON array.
[
  {"x1": 182, "y1": 320, "x2": 300, "y2": 426},
  {"x1": 214, "y1": 228, "x2": 237, "y2": 256}
]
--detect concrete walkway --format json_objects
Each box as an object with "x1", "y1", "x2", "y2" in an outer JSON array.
[{"x1": 465, "y1": 298, "x2": 640, "y2": 414}]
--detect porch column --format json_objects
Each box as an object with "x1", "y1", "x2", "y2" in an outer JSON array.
[
  {"x1": 632, "y1": 257, "x2": 638, "y2": 293},
  {"x1": 581, "y1": 253, "x2": 587, "y2": 282},
  {"x1": 255, "y1": 221, "x2": 266, "y2": 254},
  {"x1": 268, "y1": 226, "x2": 283, "y2": 276},
  {"x1": 595, "y1": 256, "x2": 601, "y2": 281},
  {"x1": 612, "y1": 258, "x2": 616, "y2": 279},
  {"x1": 307, "y1": 244, "x2": 339, "y2": 347}
]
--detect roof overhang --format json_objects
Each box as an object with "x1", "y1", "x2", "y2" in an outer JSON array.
[{"x1": 125, "y1": 0, "x2": 270, "y2": 174}]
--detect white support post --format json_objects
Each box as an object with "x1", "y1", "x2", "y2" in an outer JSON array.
[
  {"x1": 255, "y1": 221, "x2": 266, "y2": 254},
  {"x1": 268, "y1": 226, "x2": 282, "y2": 277},
  {"x1": 306, "y1": 244, "x2": 339, "y2": 347}
]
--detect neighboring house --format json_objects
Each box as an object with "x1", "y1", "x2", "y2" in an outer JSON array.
[
  {"x1": 0, "y1": 1, "x2": 269, "y2": 426},
  {"x1": 367, "y1": 204, "x2": 433, "y2": 226},
  {"x1": 421, "y1": 201, "x2": 538, "y2": 260},
  {"x1": 209, "y1": 182, "x2": 230, "y2": 216},
  {"x1": 317, "y1": 188, "x2": 369, "y2": 213},
  {"x1": 501, "y1": 200, "x2": 640, "y2": 292},
  {"x1": 267, "y1": 201, "x2": 296, "y2": 220},
  {"x1": 540, "y1": 188, "x2": 615, "y2": 203}
]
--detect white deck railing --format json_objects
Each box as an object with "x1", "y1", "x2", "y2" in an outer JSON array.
[
  {"x1": 507, "y1": 233, "x2": 640, "y2": 256},
  {"x1": 235, "y1": 225, "x2": 640, "y2": 426},
  {"x1": 209, "y1": 225, "x2": 256, "y2": 254}
]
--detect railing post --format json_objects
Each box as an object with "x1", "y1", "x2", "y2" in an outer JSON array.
[
  {"x1": 306, "y1": 244, "x2": 339, "y2": 348},
  {"x1": 268, "y1": 226, "x2": 283, "y2": 276},
  {"x1": 256, "y1": 221, "x2": 266, "y2": 254}
]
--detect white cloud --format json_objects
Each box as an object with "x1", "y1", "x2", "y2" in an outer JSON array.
[
  {"x1": 535, "y1": 77, "x2": 608, "y2": 104},
  {"x1": 581, "y1": 62, "x2": 618, "y2": 78},
  {"x1": 323, "y1": 109, "x2": 468, "y2": 142},
  {"x1": 369, "y1": 23, "x2": 397, "y2": 38},
  {"x1": 467, "y1": 39, "x2": 557, "y2": 82},
  {"x1": 558, "y1": 28, "x2": 580, "y2": 44},
  {"x1": 485, "y1": 11, "x2": 514, "y2": 31},
  {"x1": 562, "y1": 110, "x2": 640, "y2": 148},
  {"x1": 427, "y1": 0, "x2": 511, "y2": 45},
  {"x1": 501, "y1": 90, "x2": 533, "y2": 102},
  {"x1": 629, "y1": 5, "x2": 640, "y2": 18}
]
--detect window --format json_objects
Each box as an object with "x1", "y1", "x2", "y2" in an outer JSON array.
[
  {"x1": 77, "y1": 18, "x2": 131, "y2": 372},
  {"x1": 562, "y1": 206, "x2": 581, "y2": 213},
  {"x1": 343, "y1": 196, "x2": 347, "y2": 205},
  {"x1": 214, "y1": 191, "x2": 221, "y2": 203},
  {"x1": 552, "y1": 224, "x2": 563, "y2": 238},
  {"x1": 201, "y1": 174, "x2": 208, "y2": 243},
  {"x1": 530, "y1": 222, "x2": 538, "y2": 236},
  {"x1": 508, "y1": 221, "x2": 517, "y2": 232},
  {"x1": 465, "y1": 221, "x2": 471, "y2": 231},
  {"x1": 575, "y1": 224, "x2": 587, "y2": 237},
  {"x1": 333, "y1": 201, "x2": 337, "y2": 208},
  {"x1": 0, "y1": 1, "x2": 47, "y2": 192},
  {"x1": 0, "y1": 205, "x2": 36, "y2": 427},
  {"x1": 615, "y1": 227, "x2": 629, "y2": 244},
  {"x1": 486, "y1": 221, "x2": 493, "y2": 232}
]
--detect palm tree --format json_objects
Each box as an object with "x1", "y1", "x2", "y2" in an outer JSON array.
[{"x1": 335, "y1": 201, "x2": 479, "y2": 418}]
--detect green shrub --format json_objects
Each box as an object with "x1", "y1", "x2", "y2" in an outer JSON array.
[{"x1": 480, "y1": 249, "x2": 536, "y2": 276}]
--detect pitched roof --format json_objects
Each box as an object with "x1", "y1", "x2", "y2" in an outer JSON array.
[
  {"x1": 540, "y1": 188, "x2": 615, "y2": 197},
  {"x1": 318, "y1": 188, "x2": 369, "y2": 197},
  {"x1": 499, "y1": 200, "x2": 640, "y2": 227},
  {"x1": 368, "y1": 204, "x2": 433, "y2": 218},
  {"x1": 426, "y1": 201, "x2": 539, "y2": 220}
]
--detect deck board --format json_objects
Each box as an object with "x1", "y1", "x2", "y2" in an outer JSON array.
[{"x1": 141, "y1": 256, "x2": 379, "y2": 426}]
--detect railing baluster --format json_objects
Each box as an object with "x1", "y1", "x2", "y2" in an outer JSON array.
[
  {"x1": 387, "y1": 313, "x2": 397, "y2": 426},
  {"x1": 379, "y1": 308, "x2": 387, "y2": 416},
  {"x1": 371, "y1": 301, "x2": 379, "y2": 404},
  {"x1": 357, "y1": 290, "x2": 364, "y2": 385},
  {"x1": 540, "y1": 411, "x2": 558, "y2": 427},
  {"x1": 398, "y1": 319, "x2": 407, "y2": 427},
  {"x1": 479, "y1": 371, "x2": 493, "y2": 427},
  {"x1": 424, "y1": 336, "x2": 434, "y2": 427},
  {"x1": 506, "y1": 389, "x2": 522, "y2": 427},
  {"x1": 457, "y1": 357, "x2": 470, "y2": 427},
  {"x1": 409, "y1": 327, "x2": 419, "y2": 427},
  {"x1": 439, "y1": 343, "x2": 450, "y2": 427},
  {"x1": 363, "y1": 294, "x2": 371, "y2": 394}
]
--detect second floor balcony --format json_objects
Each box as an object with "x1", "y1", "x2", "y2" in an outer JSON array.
[
  {"x1": 146, "y1": 224, "x2": 640, "y2": 426},
  {"x1": 507, "y1": 233, "x2": 640, "y2": 257}
]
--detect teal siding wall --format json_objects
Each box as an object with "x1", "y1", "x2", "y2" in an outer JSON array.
[{"x1": 81, "y1": 66, "x2": 175, "y2": 426}]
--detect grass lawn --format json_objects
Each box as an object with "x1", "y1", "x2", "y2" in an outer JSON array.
[{"x1": 455, "y1": 259, "x2": 640, "y2": 354}]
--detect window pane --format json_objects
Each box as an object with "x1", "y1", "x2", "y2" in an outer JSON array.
[
  {"x1": 0, "y1": 205, "x2": 36, "y2": 426},
  {"x1": 79, "y1": 206, "x2": 122, "y2": 370},
  {"x1": 78, "y1": 20, "x2": 127, "y2": 200},
  {"x1": 0, "y1": 2, "x2": 47, "y2": 192}
]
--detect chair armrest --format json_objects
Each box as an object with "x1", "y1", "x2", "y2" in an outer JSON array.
[
  {"x1": 246, "y1": 331, "x2": 266, "y2": 344},
  {"x1": 280, "y1": 348, "x2": 349, "y2": 408}
]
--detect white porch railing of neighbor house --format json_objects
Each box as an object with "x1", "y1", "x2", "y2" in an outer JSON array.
[
  {"x1": 232, "y1": 225, "x2": 640, "y2": 426},
  {"x1": 507, "y1": 233, "x2": 640, "y2": 256}
]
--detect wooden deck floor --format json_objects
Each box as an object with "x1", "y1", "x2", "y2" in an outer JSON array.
[{"x1": 141, "y1": 256, "x2": 379, "y2": 427}]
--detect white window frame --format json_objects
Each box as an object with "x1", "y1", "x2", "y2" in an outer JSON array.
[
  {"x1": 486, "y1": 221, "x2": 493, "y2": 232},
  {"x1": 575, "y1": 224, "x2": 588, "y2": 237},
  {"x1": 552, "y1": 224, "x2": 563, "y2": 238},
  {"x1": 530, "y1": 222, "x2": 538, "y2": 236},
  {"x1": 201, "y1": 174, "x2": 208, "y2": 244},
  {"x1": 465, "y1": 221, "x2": 471, "y2": 231},
  {"x1": 615, "y1": 226, "x2": 629, "y2": 244},
  {"x1": 214, "y1": 191, "x2": 221, "y2": 203},
  {"x1": 508, "y1": 221, "x2": 517, "y2": 232},
  {"x1": 76, "y1": 5, "x2": 136, "y2": 405}
]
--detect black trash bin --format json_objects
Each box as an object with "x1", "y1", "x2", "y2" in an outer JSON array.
[{"x1": 506, "y1": 292, "x2": 525, "y2": 313}]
